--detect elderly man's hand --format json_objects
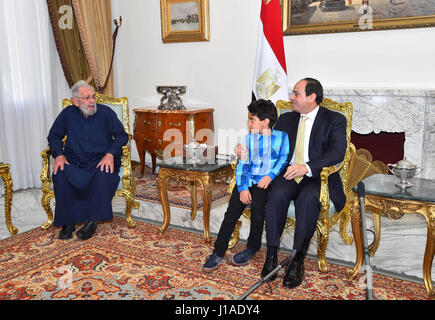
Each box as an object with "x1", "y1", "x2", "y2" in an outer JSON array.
[
  {"x1": 53, "y1": 155, "x2": 69, "y2": 174},
  {"x1": 234, "y1": 143, "x2": 249, "y2": 161},
  {"x1": 97, "y1": 153, "x2": 114, "y2": 173}
]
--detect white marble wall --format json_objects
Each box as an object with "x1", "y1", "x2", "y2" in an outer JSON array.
[{"x1": 325, "y1": 88, "x2": 435, "y2": 180}]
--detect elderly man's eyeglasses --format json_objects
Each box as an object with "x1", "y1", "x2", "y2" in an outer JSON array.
[{"x1": 79, "y1": 95, "x2": 96, "y2": 101}]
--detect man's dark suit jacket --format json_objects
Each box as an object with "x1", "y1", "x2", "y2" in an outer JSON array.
[{"x1": 274, "y1": 106, "x2": 348, "y2": 212}]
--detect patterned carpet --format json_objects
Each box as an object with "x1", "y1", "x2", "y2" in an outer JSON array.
[
  {"x1": 132, "y1": 162, "x2": 230, "y2": 209},
  {"x1": 0, "y1": 217, "x2": 429, "y2": 300}
]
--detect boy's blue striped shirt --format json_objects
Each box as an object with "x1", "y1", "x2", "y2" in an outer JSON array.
[{"x1": 236, "y1": 129, "x2": 289, "y2": 191}]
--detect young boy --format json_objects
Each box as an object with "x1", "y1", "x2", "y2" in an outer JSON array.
[{"x1": 202, "y1": 99, "x2": 289, "y2": 272}]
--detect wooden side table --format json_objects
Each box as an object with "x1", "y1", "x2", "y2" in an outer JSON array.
[
  {"x1": 348, "y1": 174, "x2": 435, "y2": 298},
  {"x1": 0, "y1": 163, "x2": 18, "y2": 235},
  {"x1": 133, "y1": 107, "x2": 214, "y2": 175},
  {"x1": 157, "y1": 159, "x2": 233, "y2": 243}
]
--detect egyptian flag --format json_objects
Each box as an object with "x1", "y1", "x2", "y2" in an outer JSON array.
[{"x1": 252, "y1": 0, "x2": 288, "y2": 104}]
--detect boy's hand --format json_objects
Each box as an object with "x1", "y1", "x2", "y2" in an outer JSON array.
[
  {"x1": 257, "y1": 176, "x2": 272, "y2": 189},
  {"x1": 240, "y1": 190, "x2": 252, "y2": 205},
  {"x1": 234, "y1": 144, "x2": 249, "y2": 161}
]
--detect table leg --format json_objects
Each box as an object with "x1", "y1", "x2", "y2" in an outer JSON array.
[
  {"x1": 369, "y1": 208, "x2": 381, "y2": 256},
  {"x1": 348, "y1": 195, "x2": 363, "y2": 278},
  {"x1": 189, "y1": 181, "x2": 197, "y2": 221},
  {"x1": 199, "y1": 175, "x2": 212, "y2": 244},
  {"x1": 139, "y1": 150, "x2": 145, "y2": 177},
  {"x1": 151, "y1": 154, "x2": 156, "y2": 174},
  {"x1": 422, "y1": 205, "x2": 435, "y2": 297},
  {"x1": 134, "y1": 139, "x2": 145, "y2": 177},
  {"x1": 157, "y1": 169, "x2": 171, "y2": 234},
  {"x1": 1, "y1": 171, "x2": 18, "y2": 235}
]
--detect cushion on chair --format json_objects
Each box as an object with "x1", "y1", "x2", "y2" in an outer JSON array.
[
  {"x1": 287, "y1": 199, "x2": 336, "y2": 219},
  {"x1": 117, "y1": 166, "x2": 124, "y2": 189},
  {"x1": 100, "y1": 102, "x2": 130, "y2": 190},
  {"x1": 102, "y1": 102, "x2": 124, "y2": 122}
]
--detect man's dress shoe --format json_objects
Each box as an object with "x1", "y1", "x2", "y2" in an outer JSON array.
[
  {"x1": 58, "y1": 224, "x2": 75, "y2": 240},
  {"x1": 283, "y1": 258, "x2": 305, "y2": 289},
  {"x1": 76, "y1": 221, "x2": 97, "y2": 240},
  {"x1": 261, "y1": 252, "x2": 278, "y2": 281}
]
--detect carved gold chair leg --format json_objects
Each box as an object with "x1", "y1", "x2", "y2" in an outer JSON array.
[
  {"x1": 40, "y1": 148, "x2": 54, "y2": 230},
  {"x1": 339, "y1": 204, "x2": 354, "y2": 245},
  {"x1": 132, "y1": 179, "x2": 140, "y2": 209},
  {"x1": 228, "y1": 208, "x2": 251, "y2": 249},
  {"x1": 124, "y1": 201, "x2": 136, "y2": 228},
  {"x1": 40, "y1": 191, "x2": 54, "y2": 230},
  {"x1": 228, "y1": 220, "x2": 242, "y2": 249},
  {"x1": 316, "y1": 220, "x2": 330, "y2": 273},
  {"x1": 348, "y1": 197, "x2": 364, "y2": 279},
  {"x1": 0, "y1": 167, "x2": 18, "y2": 235},
  {"x1": 129, "y1": 194, "x2": 140, "y2": 224},
  {"x1": 115, "y1": 190, "x2": 137, "y2": 228}
]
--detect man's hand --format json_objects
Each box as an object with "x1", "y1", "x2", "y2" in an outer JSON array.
[
  {"x1": 97, "y1": 153, "x2": 114, "y2": 173},
  {"x1": 53, "y1": 155, "x2": 69, "y2": 174},
  {"x1": 283, "y1": 164, "x2": 308, "y2": 180},
  {"x1": 240, "y1": 190, "x2": 252, "y2": 205},
  {"x1": 234, "y1": 143, "x2": 249, "y2": 161},
  {"x1": 257, "y1": 175, "x2": 272, "y2": 189}
]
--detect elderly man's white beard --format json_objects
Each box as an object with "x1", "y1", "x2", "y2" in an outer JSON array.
[{"x1": 80, "y1": 104, "x2": 97, "y2": 116}]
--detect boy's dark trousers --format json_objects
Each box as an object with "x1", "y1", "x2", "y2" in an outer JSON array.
[{"x1": 213, "y1": 184, "x2": 270, "y2": 257}]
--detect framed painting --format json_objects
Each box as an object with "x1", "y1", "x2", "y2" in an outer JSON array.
[
  {"x1": 281, "y1": 0, "x2": 435, "y2": 36},
  {"x1": 160, "y1": 0, "x2": 210, "y2": 43}
]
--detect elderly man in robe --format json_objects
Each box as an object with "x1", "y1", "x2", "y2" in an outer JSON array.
[{"x1": 47, "y1": 80, "x2": 128, "y2": 240}]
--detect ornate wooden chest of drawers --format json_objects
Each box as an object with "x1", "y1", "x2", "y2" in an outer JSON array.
[{"x1": 133, "y1": 107, "x2": 214, "y2": 175}]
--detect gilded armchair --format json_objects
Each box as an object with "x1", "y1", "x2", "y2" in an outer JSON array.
[
  {"x1": 228, "y1": 98, "x2": 356, "y2": 273},
  {"x1": 40, "y1": 93, "x2": 139, "y2": 229}
]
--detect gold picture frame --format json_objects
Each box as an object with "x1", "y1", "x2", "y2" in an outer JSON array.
[
  {"x1": 281, "y1": 0, "x2": 435, "y2": 36},
  {"x1": 160, "y1": 0, "x2": 210, "y2": 43}
]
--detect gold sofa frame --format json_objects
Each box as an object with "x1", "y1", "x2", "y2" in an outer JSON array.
[
  {"x1": 228, "y1": 98, "x2": 356, "y2": 272},
  {"x1": 40, "y1": 93, "x2": 139, "y2": 230}
]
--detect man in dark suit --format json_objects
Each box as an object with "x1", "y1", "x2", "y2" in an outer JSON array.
[{"x1": 260, "y1": 78, "x2": 347, "y2": 289}]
